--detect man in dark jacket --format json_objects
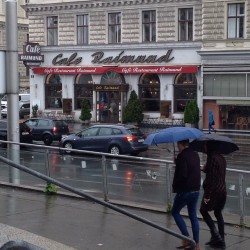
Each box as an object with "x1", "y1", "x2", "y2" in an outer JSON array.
[{"x1": 171, "y1": 140, "x2": 201, "y2": 250}]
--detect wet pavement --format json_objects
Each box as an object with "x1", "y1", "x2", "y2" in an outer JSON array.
[
  {"x1": 0, "y1": 122, "x2": 250, "y2": 249},
  {"x1": 0, "y1": 186, "x2": 249, "y2": 250}
]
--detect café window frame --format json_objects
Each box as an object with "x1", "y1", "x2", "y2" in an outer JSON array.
[
  {"x1": 178, "y1": 8, "x2": 193, "y2": 41},
  {"x1": 138, "y1": 73, "x2": 160, "y2": 112},
  {"x1": 174, "y1": 73, "x2": 197, "y2": 113},
  {"x1": 74, "y1": 74, "x2": 93, "y2": 110},
  {"x1": 142, "y1": 10, "x2": 156, "y2": 42},
  {"x1": 47, "y1": 16, "x2": 58, "y2": 46},
  {"x1": 228, "y1": 3, "x2": 245, "y2": 38},
  {"x1": 45, "y1": 74, "x2": 62, "y2": 109},
  {"x1": 77, "y1": 14, "x2": 89, "y2": 45},
  {"x1": 108, "y1": 12, "x2": 121, "y2": 44}
]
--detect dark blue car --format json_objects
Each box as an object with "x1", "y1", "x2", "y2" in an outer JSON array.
[{"x1": 59, "y1": 124, "x2": 148, "y2": 155}]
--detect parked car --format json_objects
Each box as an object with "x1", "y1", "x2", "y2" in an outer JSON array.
[
  {"x1": 1, "y1": 93, "x2": 30, "y2": 110},
  {"x1": 0, "y1": 120, "x2": 33, "y2": 147},
  {"x1": 1, "y1": 102, "x2": 30, "y2": 119},
  {"x1": 24, "y1": 118, "x2": 69, "y2": 145},
  {"x1": 59, "y1": 124, "x2": 148, "y2": 155}
]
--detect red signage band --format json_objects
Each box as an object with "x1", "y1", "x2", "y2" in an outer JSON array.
[{"x1": 32, "y1": 65, "x2": 198, "y2": 75}]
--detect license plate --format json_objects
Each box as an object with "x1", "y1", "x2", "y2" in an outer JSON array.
[
  {"x1": 22, "y1": 132, "x2": 29, "y2": 135},
  {"x1": 138, "y1": 139, "x2": 144, "y2": 142}
]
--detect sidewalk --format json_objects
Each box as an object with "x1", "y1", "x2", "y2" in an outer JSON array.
[{"x1": 0, "y1": 186, "x2": 249, "y2": 250}]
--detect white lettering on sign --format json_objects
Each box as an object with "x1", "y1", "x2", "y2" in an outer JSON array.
[
  {"x1": 20, "y1": 55, "x2": 43, "y2": 61},
  {"x1": 25, "y1": 44, "x2": 41, "y2": 54}
]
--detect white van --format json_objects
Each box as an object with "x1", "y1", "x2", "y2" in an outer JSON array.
[{"x1": 1, "y1": 94, "x2": 30, "y2": 110}]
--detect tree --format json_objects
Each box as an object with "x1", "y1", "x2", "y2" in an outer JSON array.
[
  {"x1": 184, "y1": 99, "x2": 199, "y2": 125},
  {"x1": 123, "y1": 90, "x2": 144, "y2": 124},
  {"x1": 79, "y1": 97, "x2": 92, "y2": 121},
  {"x1": 32, "y1": 104, "x2": 38, "y2": 118}
]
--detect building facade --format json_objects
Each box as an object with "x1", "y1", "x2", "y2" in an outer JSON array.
[
  {"x1": 25, "y1": 0, "x2": 250, "y2": 131},
  {"x1": 0, "y1": 0, "x2": 29, "y2": 92},
  {"x1": 24, "y1": 0, "x2": 203, "y2": 125},
  {"x1": 201, "y1": 0, "x2": 250, "y2": 131}
]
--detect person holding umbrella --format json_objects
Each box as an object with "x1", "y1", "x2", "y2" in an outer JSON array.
[
  {"x1": 171, "y1": 140, "x2": 201, "y2": 250},
  {"x1": 190, "y1": 134, "x2": 239, "y2": 249},
  {"x1": 199, "y1": 141, "x2": 227, "y2": 248}
]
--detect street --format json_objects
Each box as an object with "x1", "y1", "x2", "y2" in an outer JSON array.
[{"x1": 0, "y1": 131, "x2": 249, "y2": 217}]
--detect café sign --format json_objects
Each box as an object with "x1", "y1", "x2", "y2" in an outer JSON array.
[
  {"x1": 93, "y1": 84, "x2": 129, "y2": 92},
  {"x1": 33, "y1": 65, "x2": 198, "y2": 75},
  {"x1": 51, "y1": 50, "x2": 174, "y2": 66},
  {"x1": 19, "y1": 42, "x2": 44, "y2": 66}
]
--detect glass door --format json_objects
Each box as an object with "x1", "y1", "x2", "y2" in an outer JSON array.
[{"x1": 97, "y1": 91, "x2": 120, "y2": 123}]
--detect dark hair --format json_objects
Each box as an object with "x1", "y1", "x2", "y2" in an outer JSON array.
[{"x1": 177, "y1": 139, "x2": 189, "y2": 146}]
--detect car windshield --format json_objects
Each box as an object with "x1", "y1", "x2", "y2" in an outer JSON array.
[
  {"x1": 127, "y1": 128, "x2": 144, "y2": 136},
  {"x1": 19, "y1": 123, "x2": 30, "y2": 131},
  {"x1": 54, "y1": 120, "x2": 68, "y2": 126}
]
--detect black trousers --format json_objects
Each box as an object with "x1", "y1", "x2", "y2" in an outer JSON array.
[{"x1": 200, "y1": 193, "x2": 226, "y2": 239}]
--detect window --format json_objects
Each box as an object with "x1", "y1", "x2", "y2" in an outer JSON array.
[
  {"x1": 139, "y1": 74, "x2": 160, "y2": 112},
  {"x1": 77, "y1": 15, "x2": 89, "y2": 45},
  {"x1": 81, "y1": 127, "x2": 99, "y2": 137},
  {"x1": 74, "y1": 74, "x2": 93, "y2": 110},
  {"x1": 98, "y1": 128, "x2": 113, "y2": 136},
  {"x1": 142, "y1": 10, "x2": 156, "y2": 42},
  {"x1": 45, "y1": 74, "x2": 62, "y2": 109},
  {"x1": 178, "y1": 8, "x2": 193, "y2": 41},
  {"x1": 100, "y1": 71, "x2": 125, "y2": 85},
  {"x1": 228, "y1": 3, "x2": 244, "y2": 38},
  {"x1": 108, "y1": 13, "x2": 121, "y2": 43},
  {"x1": 204, "y1": 74, "x2": 246, "y2": 97},
  {"x1": 174, "y1": 73, "x2": 197, "y2": 112},
  {"x1": 47, "y1": 16, "x2": 58, "y2": 45}
]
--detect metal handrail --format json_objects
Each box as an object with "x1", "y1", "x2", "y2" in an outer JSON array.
[
  {"x1": 1, "y1": 139, "x2": 250, "y2": 226},
  {"x1": 0, "y1": 154, "x2": 196, "y2": 249}
]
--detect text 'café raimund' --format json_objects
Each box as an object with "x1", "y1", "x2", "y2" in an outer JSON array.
[{"x1": 30, "y1": 45, "x2": 200, "y2": 124}]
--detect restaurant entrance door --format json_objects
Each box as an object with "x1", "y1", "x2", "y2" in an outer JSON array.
[{"x1": 98, "y1": 91, "x2": 120, "y2": 123}]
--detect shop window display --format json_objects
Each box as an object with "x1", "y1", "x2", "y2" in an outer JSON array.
[
  {"x1": 74, "y1": 74, "x2": 93, "y2": 110},
  {"x1": 45, "y1": 74, "x2": 62, "y2": 109},
  {"x1": 139, "y1": 73, "x2": 160, "y2": 112},
  {"x1": 174, "y1": 73, "x2": 197, "y2": 112}
]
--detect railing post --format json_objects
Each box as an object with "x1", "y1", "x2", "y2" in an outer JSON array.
[
  {"x1": 101, "y1": 155, "x2": 109, "y2": 201},
  {"x1": 166, "y1": 162, "x2": 172, "y2": 212},
  {"x1": 45, "y1": 150, "x2": 50, "y2": 177},
  {"x1": 239, "y1": 173, "x2": 245, "y2": 225}
]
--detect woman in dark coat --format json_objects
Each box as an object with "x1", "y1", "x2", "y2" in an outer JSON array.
[{"x1": 200, "y1": 141, "x2": 227, "y2": 249}]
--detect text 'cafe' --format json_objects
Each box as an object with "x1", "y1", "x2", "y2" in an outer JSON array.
[{"x1": 31, "y1": 48, "x2": 200, "y2": 124}]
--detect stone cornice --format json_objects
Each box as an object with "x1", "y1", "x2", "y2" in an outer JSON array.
[{"x1": 23, "y1": 0, "x2": 196, "y2": 13}]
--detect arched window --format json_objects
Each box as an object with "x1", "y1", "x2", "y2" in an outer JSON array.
[
  {"x1": 74, "y1": 74, "x2": 93, "y2": 110},
  {"x1": 138, "y1": 73, "x2": 160, "y2": 112},
  {"x1": 45, "y1": 74, "x2": 62, "y2": 109},
  {"x1": 174, "y1": 73, "x2": 197, "y2": 112},
  {"x1": 100, "y1": 71, "x2": 126, "y2": 84}
]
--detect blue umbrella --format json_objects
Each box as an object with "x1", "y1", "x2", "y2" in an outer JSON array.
[{"x1": 144, "y1": 127, "x2": 204, "y2": 145}]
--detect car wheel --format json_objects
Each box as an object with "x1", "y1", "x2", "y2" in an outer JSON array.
[
  {"x1": 43, "y1": 134, "x2": 53, "y2": 146},
  {"x1": 109, "y1": 145, "x2": 121, "y2": 155},
  {"x1": 0, "y1": 136, "x2": 7, "y2": 148},
  {"x1": 63, "y1": 142, "x2": 73, "y2": 154}
]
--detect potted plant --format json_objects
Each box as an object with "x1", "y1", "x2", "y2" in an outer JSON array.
[
  {"x1": 184, "y1": 99, "x2": 199, "y2": 128},
  {"x1": 123, "y1": 90, "x2": 144, "y2": 125},
  {"x1": 79, "y1": 97, "x2": 92, "y2": 124},
  {"x1": 32, "y1": 104, "x2": 38, "y2": 118}
]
